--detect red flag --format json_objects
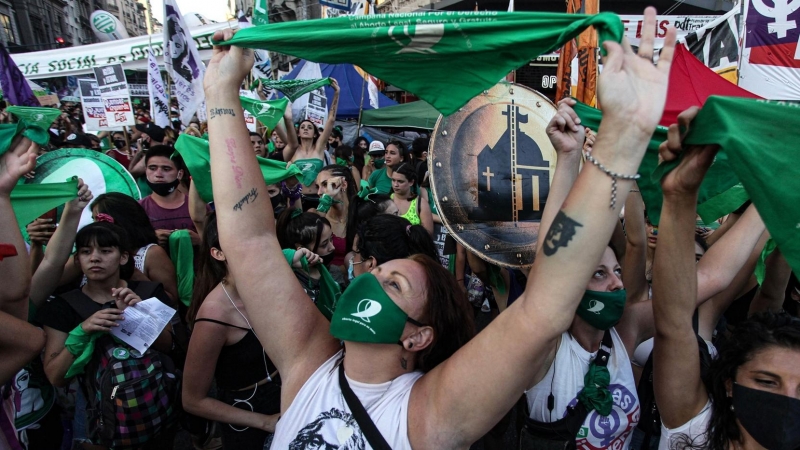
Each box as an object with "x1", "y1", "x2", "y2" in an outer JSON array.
[{"x1": 555, "y1": 0, "x2": 580, "y2": 102}]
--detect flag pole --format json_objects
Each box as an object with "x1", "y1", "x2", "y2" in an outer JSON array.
[{"x1": 356, "y1": 68, "x2": 368, "y2": 133}]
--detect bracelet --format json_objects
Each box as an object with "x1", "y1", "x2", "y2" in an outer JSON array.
[
  {"x1": 630, "y1": 189, "x2": 640, "y2": 193},
  {"x1": 583, "y1": 151, "x2": 640, "y2": 209}
]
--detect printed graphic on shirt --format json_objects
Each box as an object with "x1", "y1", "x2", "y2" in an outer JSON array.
[
  {"x1": 289, "y1": 407, "x2": 366, "y2": 450},
  {"x1": 567, "y1": 383, "x2": 640, "y2": 450}
]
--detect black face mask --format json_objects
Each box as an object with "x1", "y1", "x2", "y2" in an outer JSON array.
[
  {"x1": 733, "y1": 383, "x2": 800, "y2": 450},
  {"x1": 270, "y1": 192, "x2": 285, "y2": 211},
  {"x1": 330, "y1": 141, "x2": 339, "y2": 149},
  {"x1": 319, "y1": 251, "x2": 335, "y2": 267},
  {"x1": 146, "y1": 179, "x2": 180, "y2": 197},
  {"x1": 113, "y1": 139, "x2": 126, "y2": 149}
]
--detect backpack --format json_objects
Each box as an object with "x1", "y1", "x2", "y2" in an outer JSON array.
[{"x1": 61, "y1": 282, "x2": 181, "y2": 449}]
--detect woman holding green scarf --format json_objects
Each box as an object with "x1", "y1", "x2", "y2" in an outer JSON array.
[
  {"x1": 333, "y1": 144, "x2": 362, "y2": 185},
  {"x1": 203, "y1": 10, "x2": 676, "y2": 447},
  {"x1": 281, "y1": 79, "x2": 340, "y2": 192},
  {"x1": 276, "y1": 208, "x2": 340, "y2": 299},
  {"x1": 314, "y1": 164, "x2": 358, "y2": 273}
]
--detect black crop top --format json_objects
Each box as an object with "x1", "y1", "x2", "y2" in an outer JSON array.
[{"x1": 194, "y1": 318, "x2": 277, "y2": 391}]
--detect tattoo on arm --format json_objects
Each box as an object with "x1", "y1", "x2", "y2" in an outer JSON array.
[
  {"x1": 542, "y1": 210, "x2": 583, "y2": 256},
  {"x1": 209, "y1": 108, "x2": 236, "y2": 120},
  {"x1": 233, "y1": 188, "x2": 259, "y2": 211},
  {"x1": 225, "y1": 138, "x2": 245, "y2": 189}
]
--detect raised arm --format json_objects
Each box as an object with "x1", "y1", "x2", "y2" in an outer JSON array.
[
  {"x1": 696, "y1": 203, "x2": 765, "y2": 302},
  {"x1": 409, "y1": 11, "x2": 677, "y2": 447},
  {"x1": 652, "y1": 107, "x2": 717, "y2": 429},
  {"x1": 748, "y1": 246, "x2": 793, "y2": 316},
  {"x1": 204, "y1": 30, "x2": 339, "y2": 406},
  {"x1": 314, "y1": 79, "x2": 340, "y2": 154},
  {"x1": 534, "y1": 98, "x2": 584, "y2": 255},
  {"x1": 623, "y1": 184, "x2": 649, "y2": 303},
  {"x1": 277, "y1": 105, "x2": 299, "y2": 162},
  {"x1": 29, "y1": 180, "x2": 93, "y2": 308},
  {"x1": 188, "y1": 179, "x2": 207, "y2": 237},
  {"x1": 0, "y1": 137, "x2": 38, "y2": 320}
]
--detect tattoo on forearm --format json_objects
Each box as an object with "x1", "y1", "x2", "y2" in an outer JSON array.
[
  {"x1": 225, "y1": 138, "x2": 245, "y2": 189},
  {"x1": 209, "y1": 108, "x2": 236, "y2": 119},
  {"x1": 233, "y1": 188, "x2": 259, "y2": 211},
  {"x1": 542, "y1": 210, "x2": 583, "y2": 256},
  {"x1": 49, "y1": 351, "x2": 61, "y2": 360}
]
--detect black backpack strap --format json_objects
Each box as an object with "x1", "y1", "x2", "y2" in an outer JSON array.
[
  {"x1": 338, "y1": 363, "x2": 392, "y2": 450},
  {"x1": 61, "y1": 289, "x2": 105, "y2": 321}
]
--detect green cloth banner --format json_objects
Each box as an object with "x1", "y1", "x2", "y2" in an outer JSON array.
[
  {"x1": 174, "y1": 134, "x2": 302, "y2": 203},
  {"x1": 251, "y1": 78, "x2": 332, "y2": 102},
  {"x1": 10, "y1": 177, "x2": 79, "y2": 227},
  {"x1": 571, "y1": 100, "x2": 747, "y2": 226},
  {"x1": 239, "y1": 96, "x2": 289, "y2": 132},
  {"x1": 169, "y1": 230, "x2": 194, "y2": 308},
  {"x1": 7, "y1": 106, "x2": 62, "y2": 146},
  {"x1": 220, "y1": 12, "x2": 624, "y2": 115},
  {"x1": 682, "y1": 96, "x2": 800, "y2": 276},
  {"x1": 282, "y1": 248, "x2": 340, "y2": 321}
]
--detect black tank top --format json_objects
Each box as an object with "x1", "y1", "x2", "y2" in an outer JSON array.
[{"x1": 194, "y1": 318, "x2": 276, "y2": 391}]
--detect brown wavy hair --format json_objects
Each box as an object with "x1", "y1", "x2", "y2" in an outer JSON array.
[{"x1": 409, "y1": 253, "x2": 475, "y2": 372}]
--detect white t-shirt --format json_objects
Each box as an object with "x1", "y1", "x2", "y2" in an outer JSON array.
[
  {"x1": 526, "y1": 328, "x2": 641, "y2": 450},
  {"x1": 271, "y1": 350, "x2": 423, "y2": 449},
  {"x1": 658, "y1": 401, "x2": 712, "y2": 450}
]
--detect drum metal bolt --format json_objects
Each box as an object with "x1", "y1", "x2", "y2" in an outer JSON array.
[
  {"x1": 435, "y1": 162, "x2": 442, "y2": 168},
  {"x1": 536, "y1": 102, "x2": 541, "y2": 107},
  {"x1": 441, "y1": 130, "x2": 448, "y2": 136},
  {"x1": 483, "y1": 90, "x2": 489, "y2": 95},
  {"x1": 516, "y1": 253, "x2": 522, "y2": 259},
  {"x1": 484, "y1": 244, "x2": 490, "y2": 250},
  {"x1": 509, "y1": 88, "x2": 514, "y2": 95},
  {"x1": 442, "y1": 196, "x2": 448, "y2": 202},
  {"x1": 457, "y1": 224, "x2": 464, "y2": 231}
]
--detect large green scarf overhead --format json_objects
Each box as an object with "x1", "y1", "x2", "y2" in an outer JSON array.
[
  {"x1": 221, "y1": 12, "x2": 624, "y2": 115},
  {"x1": 10, "y1": 177, "x2": 79, "y2": 227},
  {"x1": 681, "y1": 96, "x2": 800, "y2": 275},
  {"x1": 239, "y1": 96, "x2": 289, "y2": 132},
  {"x1": 572, "y1": 100, "x2": 747, "y2": 226},
  {"x1": 174, "y1": 134, "x2": 302, "y2": 203},
  {"x1": 251, "y1": 78, "x2": 332, "y2": 102}
]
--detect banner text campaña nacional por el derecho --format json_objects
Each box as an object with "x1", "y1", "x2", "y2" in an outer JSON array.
[{"x1": 10, "y1": 20, "x2": 236, "y2": 80}]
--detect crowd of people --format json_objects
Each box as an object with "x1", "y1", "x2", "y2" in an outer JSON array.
[{"x1": 0, "y1": 8, "x2": 798, "y2": 450}]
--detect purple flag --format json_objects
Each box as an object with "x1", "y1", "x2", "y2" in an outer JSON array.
[{"x1": 0, "y1": 44, "x2": 38, "y2": 106}]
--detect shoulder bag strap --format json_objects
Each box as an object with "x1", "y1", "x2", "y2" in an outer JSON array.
[
  {"x1": 61, "y1": 290, "x2": 104, "y2": 321},
  {"x1": 338, "y1": 363, "x2": 393, "y2": 450}
]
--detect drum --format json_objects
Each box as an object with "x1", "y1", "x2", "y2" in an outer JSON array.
[{"x1": 429, "y1": 83, "x2": 557, "y2": 268}]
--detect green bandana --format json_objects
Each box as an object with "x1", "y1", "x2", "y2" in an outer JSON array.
[
  {"x1": 239, "y1": 96, "x2": 289, "y2": 132},
  {"x1": 169, "y1": 229, "x2": 195, "y2": 307},
  {"x1": 252, "y1": 78, "x2": 332, "y2": 102},
  {"x1": 679, "y1": 96, "x2": 800, "y2": 275},
  {"x1": 316, "y1": 193, "x2": 343, "y2": 213},
  {"x1": 294, "y1": 158, "x2": 325, "y2": 187},
  {"x1": 10, "y1": 177, "x2": 79, "y2": 228},
  {"x1": 0, "y1": 121, "x2": 23, "y2": 156},
  {"x1": 336, "y1": 157, "x2": 348, "y2": 167},
  {"x1": 65, "y1": 324, "x2": 100, "y2": 378},
  {"x1": 578, "y1": 361, "x2": 613, "y2": 416},
  {"x1": 571, "y1": 100, "x2": 748, "y2": 226},
  {"x1": 7, "y1": 106, "x2": 62, "y2": 146},
  {"x1": 283, "y1": 248, "x2": 340, "y2": 320},
  {"x1": 174, "y1": 134, "x2": 302, "y2": 203},
  {"x1": 576, "y1": 289, "x2": 626, "y2": 331},
  {"x1": 356, "y1": 179, "x2": 378, "y2": 201},
  {"x1": 330, "y1": 272, "x2": 425, "y2": 344},
  {"x1": 219, "y1": 12, "x2": 624, "y2": 115}
]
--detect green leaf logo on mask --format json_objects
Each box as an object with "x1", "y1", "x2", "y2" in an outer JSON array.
[{"x1": 352, "y1": 299, "x2": 382, "y2": 322}]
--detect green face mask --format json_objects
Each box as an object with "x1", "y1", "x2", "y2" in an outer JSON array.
[
  {"x1": 336, "y1": 157, "x2": 348, "y2": 167},
  {"x1": 576, "y1": 289, "x2": 627, "y2": 330},
  {"x1": 373, "y1": 158, "x2": 386, "y2": 169},
  {"x1": 330, "y1": 273, "x2": 426, "y2": 345}
]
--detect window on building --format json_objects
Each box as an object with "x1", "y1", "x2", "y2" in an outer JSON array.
[{"x1": 0, "y1": 15, "x2": 15, "y2": 44}]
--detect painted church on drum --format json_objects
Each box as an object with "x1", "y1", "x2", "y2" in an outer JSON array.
[{"x1": 469, "y1": 100, "x2": 551, "y2": 223}]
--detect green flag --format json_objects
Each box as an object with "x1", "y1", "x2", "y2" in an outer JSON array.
[
  {"x1": 239, "y1": 96, "x2": 288, "y2": 132},
  {"x1": 10, "y1": 177, "x2": 79, "y2": 227},
  {"x1": 7, "y1": 106, "x2": 62, "y2": 146},
  {"x1": 571, "y1": 100, "x2": 747, "y2": 226},
  {"x1": 221, "y1": 12, "x2": 624, "y2": 115},
  {"x1": 174, "y1": 133, "x2": 302, "y2": 203},
  {"x1": 252, "y1": 0, "x2": 269, "y2": 26},
  {"x1": 681, "y1": 96, "x2": 800, "y2": 275},
  {"x1": 251, "y1": 78, "x2": 332, "y2": 102}
]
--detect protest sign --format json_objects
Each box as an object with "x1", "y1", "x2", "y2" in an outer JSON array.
[
  {"x1": 78, "y1": 79, "x2": 113, "y2": 131},
  {"x1": 92, "y1": 64, "x2": 135, "y2": 128}
]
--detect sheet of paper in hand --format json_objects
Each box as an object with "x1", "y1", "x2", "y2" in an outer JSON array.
[{"x1": 111, "y1": 298, "x2": 176, "y2": 354}]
